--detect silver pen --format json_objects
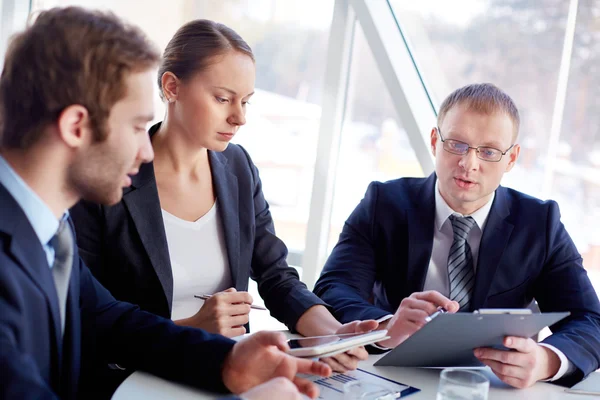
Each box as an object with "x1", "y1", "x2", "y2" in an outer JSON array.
[
  {"x1": 425, "y1": 307, "x2": 448, "y2": 322},
  {"x1": 194, "y1": 294, "x2": 267, "y2": 310}
]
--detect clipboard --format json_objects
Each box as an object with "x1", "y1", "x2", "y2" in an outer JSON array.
[{"x1": 374, "y1": 311, "x2": 570, "y2": 367}]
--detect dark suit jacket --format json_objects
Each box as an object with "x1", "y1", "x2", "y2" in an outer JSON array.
[
  {"x1": 314, "y1": 173, "x2": 600, "y2": 386},
  {"x1": 70, "y1": 123, "x2": 325, "y2": 329},
  {"x1": 0, "y1": 182, "x2": 239, "y2": 399}
]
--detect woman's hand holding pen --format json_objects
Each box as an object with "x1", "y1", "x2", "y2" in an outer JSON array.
[
  {"x1": 377, "y1": 290, "x2": 459, "y2": 348},
  {"x1": 175, "y1": 288, "x2": 252, "y2": 337}
]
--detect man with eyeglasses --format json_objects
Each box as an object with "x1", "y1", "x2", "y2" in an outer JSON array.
[{"x1": 314, "y1": 83, "x2": 600, "y2": 389}]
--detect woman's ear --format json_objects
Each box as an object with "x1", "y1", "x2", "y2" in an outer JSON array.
[{"x1": 161, "y1": 72, "x2": 179, "y2": 103}]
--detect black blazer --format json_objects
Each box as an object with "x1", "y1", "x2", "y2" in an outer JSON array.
[
  {"x1": 71, "y1": 123, "x2": 325, "y2": 330},
  {"x1": 0, "y1": 182, "x2": 239, "y2": 399},
  {"x1": 314, "y1": 174, "x2": 600, "y2": 386}
]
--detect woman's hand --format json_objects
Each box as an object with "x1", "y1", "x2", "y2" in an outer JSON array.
[
  {"x1": 319, "y1": 320, "x2": 378, "y2": 372},
  {"x1": 175, "y1": 288, "x2": 252, "y2": 337}
]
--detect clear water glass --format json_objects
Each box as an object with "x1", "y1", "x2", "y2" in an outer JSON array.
[
  {"x1": 343, "y1": 380, "x2": 396, "y2": 400},
  {"x1": 436, "y1": 369, "x2": 489, "y2": 400}
]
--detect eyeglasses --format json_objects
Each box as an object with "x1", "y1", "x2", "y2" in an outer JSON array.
[{"x1": 436, "y1": 127, "x2": 515, "y2": 162}]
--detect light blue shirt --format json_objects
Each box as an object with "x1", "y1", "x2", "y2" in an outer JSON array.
[{"x1": 0, "y1": 155, "x2": 61, "y2": 267}]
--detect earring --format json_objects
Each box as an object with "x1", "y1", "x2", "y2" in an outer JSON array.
[{"x1": 168, "y1": 98, "x2": 175, "y2": 103}]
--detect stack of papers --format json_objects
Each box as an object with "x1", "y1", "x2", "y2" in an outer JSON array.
[{"x1": 300, "y1": 368, "x2": 420, "y2": 399}]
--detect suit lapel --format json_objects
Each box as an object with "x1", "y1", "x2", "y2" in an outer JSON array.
[
  {"x1": 122, "y1": 162, "x2": 173, "y2": 311},
  {"x1": 406, "y1": 174, "x2": 437, "y2": 294},
  {"x1": 471, "y1": 187, "x2": 514, "y2": 310},
  {"x1": 0, "y1": 185, "x2": 63, "y2": 354},
  {"x1": 209, "y1": 151, "x2": 240, "y2": 287}
]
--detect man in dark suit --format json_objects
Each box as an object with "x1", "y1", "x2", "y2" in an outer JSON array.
[
  {"x1": 0, "y1": 7, "x2": 330, "y2": 400},
  {"x1": 314, "y1": 83, "x2": 600, "y2": 388}
]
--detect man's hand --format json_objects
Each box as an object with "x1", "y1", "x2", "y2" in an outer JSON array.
[
  {"x1": 222, "y1": 331, "x2": 332, "y2": 399},
  {"x1": 240, "y1": 377, "x2": 302, "y2": 400},
  {"x1": 474, "y1": 336, "x2": 561, "y2": 388},
  {"x1": 378, "y1": 291, "x2": 459, "y2": 348},
  {"x1": 320, "y1": 320, "x2": 379, "y2": 372},
  {"x1": 175, "y1": 288, "x2": 252, "y2": 337}
]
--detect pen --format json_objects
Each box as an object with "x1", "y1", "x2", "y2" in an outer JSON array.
[
  {"x1": 425, "y1": 307, "x2": 448, "y2": 322},
  {"x1": 194, "y1": 294, "x2": 267, "y2": 310}
]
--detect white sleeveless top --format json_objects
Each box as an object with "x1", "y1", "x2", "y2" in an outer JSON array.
[{"x1": 161, "y1": 201, "x2": 232, "y2": 321}]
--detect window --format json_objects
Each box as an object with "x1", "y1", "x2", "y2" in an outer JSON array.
[
  {"x1": 1, "y1": 0, "x2": 30, "y2": 71},
  {"x1": 328, "y1": 21, "x2": 423, "y2": 253},
  {"x1": 390, "y1": 0, "x2": 600, "y2": 281},
  {"x1": 29, "y1": 0, "x2": 338, "y2": 330},
  {"x1": 31, "y1": 0, "x2": 335, "y2": 264}
]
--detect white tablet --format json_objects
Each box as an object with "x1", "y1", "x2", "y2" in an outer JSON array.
[{"x1": 287, "y1": 330, "x2": 389, "y2": 358}]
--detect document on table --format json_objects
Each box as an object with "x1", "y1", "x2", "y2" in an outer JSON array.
[{"x1": 300, "y1": 368, "x2": 420, "y2": 399}]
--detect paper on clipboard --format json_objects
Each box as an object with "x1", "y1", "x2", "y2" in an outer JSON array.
[{"x1": 299, "y1": 368, "x2": 420, "y2": 399}]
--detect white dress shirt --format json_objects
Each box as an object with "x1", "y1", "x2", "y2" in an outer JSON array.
[
  {"x1": 0, "y1": 155, "x2": 59, "y2": 267},
  {"x1": 379, "y1": 181, "x2": 573, "y2": 380},
  {"x1": 423, "y1": 182, "x2": 493, "y2": 295},
  {"x1": 162, "y1": 201, "x2": 232, "y2": 321}
]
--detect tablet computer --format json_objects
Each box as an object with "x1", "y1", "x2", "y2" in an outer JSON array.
[
  {"x1": 287, "y1": 330, "x2": 389, "y2": 358},
  {"x1": 375, "y1": 311, "x2": 569, "y2": 367}
]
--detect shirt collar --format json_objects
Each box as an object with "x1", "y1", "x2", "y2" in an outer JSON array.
[
  {"x1": 434, "y1": 180, "x2": 495, "y2": 232},
  {"x1": 0, "y1": 155, "x2": 62, "y2": 246}
]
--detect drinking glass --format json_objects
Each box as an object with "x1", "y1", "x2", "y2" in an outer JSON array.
[
  {"x1": 343, "y1": 380, "x2": 396, "y2": 400},
  {"x1": 436, "y1": 369, "x2": 489, "y2": 400}
]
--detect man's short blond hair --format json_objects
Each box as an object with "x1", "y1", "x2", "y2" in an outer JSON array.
[{"x1": 437, "y1": 83, "x2": 520, "y2": 140}]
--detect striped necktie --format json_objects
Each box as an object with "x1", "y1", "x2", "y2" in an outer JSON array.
[
  {"x1": 447, "y1": 215, "x2": 476, "y2": 311},
  {"x1": 50, "y1": 219, "x2": 74, "y2": 336}
]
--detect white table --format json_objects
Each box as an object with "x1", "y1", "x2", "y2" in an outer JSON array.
[{"x1": 113, "y1": 352, "x2": 593, "y2": 399}]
